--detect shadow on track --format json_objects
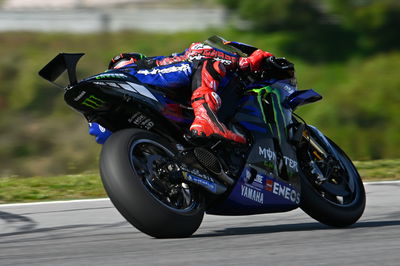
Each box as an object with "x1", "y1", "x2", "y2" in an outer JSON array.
[
  {"x1": 193, "y1": 220, "x2": 400, "y2": 238},
  {"x1": 0, "y1": 211, "x2": 37, "y2": 232},
  {"x1": 0, "y1": 208, "x2": 127, "y2": 239}
]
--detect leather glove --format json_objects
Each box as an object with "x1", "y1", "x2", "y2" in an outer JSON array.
[{"x1": 239, "y1": 49, "x2": 274, "y2": 72}]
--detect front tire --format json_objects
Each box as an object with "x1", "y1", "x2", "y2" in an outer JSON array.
[
  {"x1": 298, "y1": 128, "x2": 366, "y2": 227},
  {"x1": 100, "y1": 129, "x2": 204, "y2": 238}
]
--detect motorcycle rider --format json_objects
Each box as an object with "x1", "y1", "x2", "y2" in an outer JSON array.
[{"x1": 107, "y1": 36, "x2": 274, "y2": 144}]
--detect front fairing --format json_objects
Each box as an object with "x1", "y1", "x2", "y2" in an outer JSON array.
[{"x1": 207, "y1": 80, "x2": 302, "y2": 215}]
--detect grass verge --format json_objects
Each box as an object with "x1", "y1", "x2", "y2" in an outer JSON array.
[
  {"x1": 0, "y1": 173, "x2": 106, "y2": 204},
  {"x1": 354, "y1": 159, "x2": 400, "y2": 182},
  {"x1": 0, "y1": 159, "x2": 398, "y2": 204}
]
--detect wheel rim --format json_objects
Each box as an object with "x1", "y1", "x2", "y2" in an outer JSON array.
[
  {"x1": 300, "y1": 136, "x2": 361, "y2": 207},
  {"x1": 129, "y1": 139, "x2": 199, "y2": 212}
]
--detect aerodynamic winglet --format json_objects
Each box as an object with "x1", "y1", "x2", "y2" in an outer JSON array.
[{"x1": 39, "y1": 53, "x2": 85, "y2": 87}]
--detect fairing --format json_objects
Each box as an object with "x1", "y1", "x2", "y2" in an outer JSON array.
[
  {"x1": 63, "y1": 70, "x2": 194, "y2": 143},
  {"x1": 207, "y1": 82, "x2": 303, "y2": 215}
]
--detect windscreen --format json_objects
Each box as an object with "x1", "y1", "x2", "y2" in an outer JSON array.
[
  {"x1": 269, "y1": 79, "x2": 298, "y2": 95},
  {"x1": 204, "y1": 35, "x2": 248, "y2": 57}
]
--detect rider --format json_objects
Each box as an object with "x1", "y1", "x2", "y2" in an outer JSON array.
[{"x1": 107, "y1": 36, "x2": 274, "y2": 144}]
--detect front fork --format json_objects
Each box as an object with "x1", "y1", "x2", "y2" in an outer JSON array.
[
  {"x1": 299, "y1": 125, "x2": 341, "y2": 185},
  {"x1": 302, "y1": 128, "x2": 327, "y2": 161}
]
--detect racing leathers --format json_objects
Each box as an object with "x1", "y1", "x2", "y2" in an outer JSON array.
[{"x1": 111, "y1": 41, "x2": 273, "y2": 144}]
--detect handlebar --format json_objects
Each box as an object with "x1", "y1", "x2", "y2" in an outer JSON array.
[{"x1": 264, "y1": 56, "x2": 294, "y2": 71}]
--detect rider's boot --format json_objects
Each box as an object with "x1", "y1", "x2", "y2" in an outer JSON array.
[{"x1": 190, "y1": 86, "x2": 246, "y2": 144}]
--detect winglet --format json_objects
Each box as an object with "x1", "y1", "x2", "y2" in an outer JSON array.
[{"x1": 39, "y1": 53, "x2": 85, "y2": 87}]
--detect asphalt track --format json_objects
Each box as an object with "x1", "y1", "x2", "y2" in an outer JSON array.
[{"x1": 1, "y1": 182, "x2": 399, "y2": 266}]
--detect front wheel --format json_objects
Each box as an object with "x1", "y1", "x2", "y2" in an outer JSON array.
[
  {"x1": 100, "y1": 129, "x2": 205, "y2": 238},
  {"x1": 298, "y1": 127, "x2": 366, "y2": 227}
]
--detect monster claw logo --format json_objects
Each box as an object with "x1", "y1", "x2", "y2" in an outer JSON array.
[
  {"x1": 94, "y1": 73, "x2": 127, "y2": 80},
  {"x1": 81, "y1": 95, "x2": 105, "y2": 109}
]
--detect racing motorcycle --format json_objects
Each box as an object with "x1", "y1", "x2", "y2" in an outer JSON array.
[{"x1": 39, "y1": 48, "x2": 365, "y2": 238}]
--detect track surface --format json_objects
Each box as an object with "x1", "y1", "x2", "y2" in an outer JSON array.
[{"x1": 1, "y1": 182, "x2": 399, "y2": 266}]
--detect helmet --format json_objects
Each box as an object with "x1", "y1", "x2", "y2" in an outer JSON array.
[{"x1": 108, "y1": 53, "x2": 146, "y2": 69}]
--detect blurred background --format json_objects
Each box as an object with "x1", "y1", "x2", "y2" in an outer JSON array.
[{"x1": 0, "y1": 0, "x2": 399, "y2": 177}]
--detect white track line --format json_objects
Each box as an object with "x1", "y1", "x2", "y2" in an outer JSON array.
[
  {"x1": 364, "y1": 180, "x2": 400, "y2": 185},
  {"x1": 0, "y1": 198, "x2": 109, "y2": 207},
  {"x1": 0, "y1": 181, "x2": 399, "y2": 207}
]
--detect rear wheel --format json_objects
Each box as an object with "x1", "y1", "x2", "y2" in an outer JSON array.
[
  {"x1": 298, "y1": 128, "x2": 366, "y2": 227},
  {"x1": 100, "y1": 129, "x2": 204, "y2": 238}
]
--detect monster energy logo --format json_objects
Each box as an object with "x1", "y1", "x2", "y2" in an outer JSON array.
[
  {"x1": 252, "y1": 86, "x2": 287, "y2": 145},
  {"x1": 81, "y1": 95, "x2": 105, "y2": 109},
  {"x1": 94, "y1": 73, "x2": 127, "y2": 80}
]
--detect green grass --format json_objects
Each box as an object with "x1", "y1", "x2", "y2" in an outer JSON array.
[
  {"x1": 0, "y1": 173, "x2": 106, "y2": 204},
  {"x1": 354, "y1": 159, "x2": 400, "y2": 182},
  {"x1": 0, "y1": 159, "x2": 399, "y2": 204}
]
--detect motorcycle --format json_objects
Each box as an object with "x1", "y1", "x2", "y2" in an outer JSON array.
[{"x1": 39, "y1": 49, "x2": 365, "y2": 238}]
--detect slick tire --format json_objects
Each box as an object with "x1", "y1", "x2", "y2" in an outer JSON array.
[
  {"x1": 300, "y1": 139, "x2": 366, "y2": 227},
  {"x1": 100, "y1": 129, "x2": 205, "y2": 238}
]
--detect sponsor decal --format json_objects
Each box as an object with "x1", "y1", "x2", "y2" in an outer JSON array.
[
  {"x1": 283, "y1": 156, "x2": 298, "y2": 171},
  {"x1": 271, "y1": 81, "x2": 296, "y2": 94},
  {"x1": 190, "y1": 43, "x2": 213, "y2": 50},
  {"x1": 98, "y1": 124, "x2": 107, "y2": 133},
  {"x1": 180, "y1": 165, "x2": 215, "y2": 183},
  {"x1": 94, "y1": 73, "x2": 127, "y2": 80},
  {"x1": 157, "y1": 44, "x2": 239, "y2": 66},
  {"x1": 265, "y1": 178, "x2": 300, "y2": 204},
  {"x1": 243, "y1": 168, "x2": 264, "y2": 190},
  {"x1": 259, "y1": 146, "x2": 298, "y2": 171},
  {"x1": 185, "y1": 43, "x2": 239, "y2": 65},
  {"x1": 74, "y1": 91, "x2": 87, "y2": 101},
  {"x1": 186, "y1": 52, "x2": 237, "y2": 65},
  {"x1": 241, "y1": 185, "x2": 264, "y2": 204},
  {"x1": 259, "y1": 146, "x2": 277, "y2": 161},
  {"x1": 282, "y1": 84, "x2": 296, "y2": 94},
  {"x1": 157, "y1": 55, "x2": 186, "y2": 65},
  {"x1": 244, "y1": 169, "x2": 252, "y2": 183},
  {"x1": 137, "y1": 64, "x2": 191, "y2": 75},
  {"x1": 81, "y1": 95, "x2": 105, "y2": 110},
  {"x1": 254, "y1": 174, "x2": 263, "y2": 184},
  {"x1": 263, "y1": 161, "x2": 275, "y2": 172},
  {"x1": 128, "y1": 112, "x2": 154, "y2": 130},
  {"x1": 184, "y1": 172, "x2": 217, "y2": 193},
  {"x1": 239, "y1": 57, "x2": 250, "y2": 69},
  {"x1": 265, "y1": 179, "x2": 274, "y2": 192}
]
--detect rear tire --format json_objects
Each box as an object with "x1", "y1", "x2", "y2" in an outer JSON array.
[
  {"x1": 299, "y1": 130, "x2": 366, "y2": 227},
  {"x1": 100, "y1": 129, "x2": 204, "y2": 238}
]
